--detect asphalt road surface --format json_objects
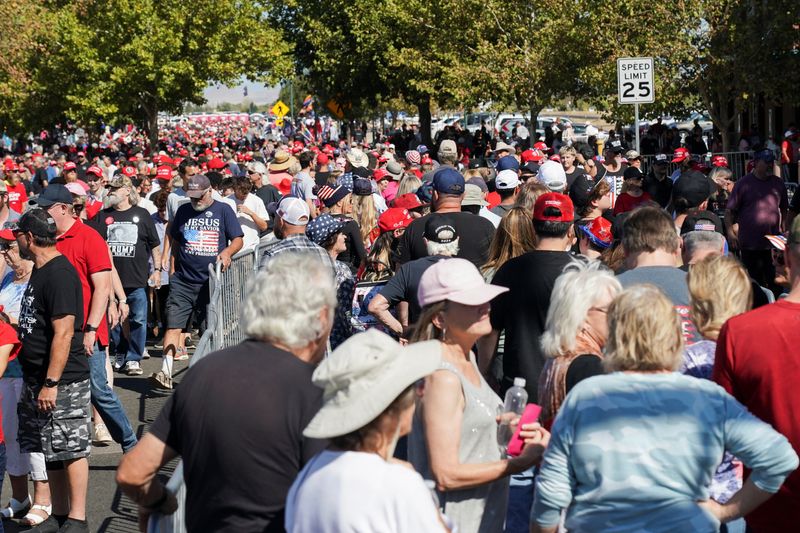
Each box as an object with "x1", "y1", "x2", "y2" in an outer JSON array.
[{"x1": 1, "y1": 349, "x2": 190, "y2": 533}]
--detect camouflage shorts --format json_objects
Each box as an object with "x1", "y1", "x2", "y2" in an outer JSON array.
[{"x1": 18, "y1": 379, "x2": 91, "y2": 462}]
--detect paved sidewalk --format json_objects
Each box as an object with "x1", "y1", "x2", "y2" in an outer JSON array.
[{"x1": 1, "y1": 349, "x2": 190, "y2": 533}]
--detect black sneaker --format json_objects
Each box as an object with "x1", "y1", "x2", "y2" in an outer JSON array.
[
  {"x1": 27, "y1": 516, "x2": 60, "y2": 533},
  {"x1": 57, "y1": 517, "x2": 89, "y2": 533}
]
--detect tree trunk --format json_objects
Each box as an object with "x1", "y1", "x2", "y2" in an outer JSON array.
[
  {"x1": 529, "y1": 100, "x2": 543, "y2": 144},
  {"x1": 142, "y1": 100, "x2": 159, "y2": 152},
  {"x1": 418, "y1": 96, "x2": 433, "y2": 147}
]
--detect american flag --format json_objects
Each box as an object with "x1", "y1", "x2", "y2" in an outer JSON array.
[{"x1": 185, "y1": 229, "x2": 218, "y2": 249}]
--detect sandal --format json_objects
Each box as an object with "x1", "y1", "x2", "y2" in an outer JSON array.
[
  {"x1": 1, "y1": 495, "x2": 31, "y2": 519},
  {"x1": 20, "y1": 503, "x2": 52, "y2": 526}
]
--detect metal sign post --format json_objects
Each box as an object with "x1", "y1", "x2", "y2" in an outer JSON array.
[{"x1": 617, "y1": 57, "x2": 655, "y2": 153}]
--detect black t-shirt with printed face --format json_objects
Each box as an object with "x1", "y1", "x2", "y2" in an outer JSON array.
[
  {"x1": 397, "y1": 211, "x2": 496, "y2": 267},
  {"x1": 17, "y1": 255, "x2": 86, "y2": 385},
  {"x1": 90, "y1": 206, "x2": 160, "y2": 289}
]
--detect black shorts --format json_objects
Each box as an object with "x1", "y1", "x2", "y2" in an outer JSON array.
[
  {"x1": 165, "y1": 275, "x2": 210, "y2": 330},
  {"x1": 18, "y1": 379, "x2": 91, "y2": 463}
]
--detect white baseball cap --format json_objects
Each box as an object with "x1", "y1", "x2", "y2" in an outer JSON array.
[
  {"x1": 538, "y1": 160, "x2": 567, "y2": 192},
  {"x1": 495, "y1": 169, "x2": 520, "y2": 190},
  {"x1": 276, "y1": 196, "x2": 310, "y2": 226}
]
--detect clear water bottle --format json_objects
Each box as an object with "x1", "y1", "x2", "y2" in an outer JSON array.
[{"x1": 497, "y1": 377, "x2": 528, "y2": 450}]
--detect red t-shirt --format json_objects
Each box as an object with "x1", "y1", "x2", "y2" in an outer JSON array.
[
  {"x1": 612, "y1": 191, "x2": 652, "y2": 215},
  {"x1": 714, "y1": 300, "x2": 800, "y2": 533},
  {"x1": 55, "y1": 219, "x2": 112, "y2": 346},
  {"x1": 486, "y1": 191, "x2": 501, "y2": 209},
  {"x1": 6, "y1": 182, "x2": 28, "y2": 214},
  {"x1": 0, "y1": 322, "x2": 20, "y2": 443}
]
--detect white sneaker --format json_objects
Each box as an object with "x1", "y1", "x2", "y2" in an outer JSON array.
[
  {"x1": 113, "y1": 356, "x2": 125, "y2": 372},
  {"x1": 142, "y1": 349, "x2": 151, "y2": 360},
  {"x1": 150, "y1": 370, "x2": 173, "y2": 390},
  {"x1": 124, "y1": 361, "x2": 143, "y2": 376},
  {"x1": 93, "y1": 423, "x2": 113, "y2": 446}
]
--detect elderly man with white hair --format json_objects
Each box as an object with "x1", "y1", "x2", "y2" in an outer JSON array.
[{"x1": 116, "y1": 252, "x2": 336, "y2": 533}]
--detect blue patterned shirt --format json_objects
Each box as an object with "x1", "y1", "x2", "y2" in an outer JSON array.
[{"x1": 533, "y1": 372, "x2": 798, "y2": 532}]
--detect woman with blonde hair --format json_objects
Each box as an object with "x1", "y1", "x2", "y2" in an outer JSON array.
[
  {"x1": 481, "y1": 207, "x2": 536, "y2": 281},
  {"x1": 537, "y1": 259, "x2": 622, "y2": 427},
  {"x1": 513, "y1": 181, "x2": 549, "y2": 214},
  {"x1": 684, "y1": 255, "x2": 753, "y2": 529},
  {"x1": 531, "y1": 285, "x2": 797, "y2": 533},
  {"x1": 352, "y1": 190, "x2": 379, "y2": 249},
  {"x1": 396, "y1": 174, "x2": 422, "y2": 197}
]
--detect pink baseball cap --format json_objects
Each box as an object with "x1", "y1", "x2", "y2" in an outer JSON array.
[
  {"x1": 417, "y1": 258, "x2": 508, "y2": 308},
  {"x1": 65, "y1": 182, "x2": 86, "y2": 196}
]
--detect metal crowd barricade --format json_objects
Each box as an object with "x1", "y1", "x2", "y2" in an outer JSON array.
[
  {"x1": 149, "y1": 246, "x2": 264, "y2": 533},
  {"x1": 640, "y1": 151, "x2": 753, "y2": 179}
]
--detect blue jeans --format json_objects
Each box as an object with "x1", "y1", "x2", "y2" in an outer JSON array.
[
  {"x1": 111, "y1": 287, "x2": 148, "y2": 364},
  {"x1": 505, "y1": 467, "x2": 535, "y2": 532},
  {"x1": 88, "y1": 344, "x2": 137, "y2": 452}
]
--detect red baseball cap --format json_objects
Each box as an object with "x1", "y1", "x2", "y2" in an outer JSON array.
[
  {"x1": 0, "y1": 228, "x2": 14, "y2": 241},
  {"x1": 3, "y1": 160, "x2": 19, "y2": 172},
  {"x1": 156, "y1": 166, "x2": 172, "y2": 180},
  {"x1": 207, "y1": 158, "x2": 225, "y2": 170},
  {"x1": 671, "y1": 147, "x2": 690, "y2": 163},
  {"x1": 520, "y1": 149, "x2": 535, "y2": 163},
  {"x1": 533, "y1": 192, "x2": 574, "y2": 222},
  {"x1": 378, "y1": 208, "x2": 413, "y2": 233},
  {"x1": 63, "y1": 162, "x2": 77, "y2": 171},
  {"x1": 373, "y1": 168, "x2": 390, "y2": 182},
  {"x1": 121, "y1": 166, "x2": 137, "y2": 178},
  {"x1": 317, "y1": 153, "x2": 330, "y2": 165},
  {"x1": 86, "y1": 165, "x2": 104, "y2": 179},
  {"x1": 711, "y1": 155, "x2": 728, "y2": 168},
  {"x1": 533, "y1": 141, "x2": 549, "y2": 152},
  {"x1": 392, "y1": 193, "x2": 425, "y2": 210}
]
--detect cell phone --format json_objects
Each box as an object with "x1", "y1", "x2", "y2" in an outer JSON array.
[{"x1": 506, "y1": 403, "x2": 542, "y2": 457}]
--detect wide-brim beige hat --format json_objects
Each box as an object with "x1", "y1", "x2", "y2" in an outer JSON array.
[
  {"x1": 304, "y1": 330, "x2": 441, "y2": 439},
  {"x1": 270, "y1": 150, "x2": 293, "y2": 171},
  {"x1": 345, "y1": 149, "x2": 368, "y2": 169}
]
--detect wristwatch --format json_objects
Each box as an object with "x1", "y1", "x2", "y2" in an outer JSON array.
[
  {"x1": 44, "y1": 378, "x2": 60, "y2": 388},
  {"x1": 85, "y1": 324, "x2": 98, "y2": 333}
]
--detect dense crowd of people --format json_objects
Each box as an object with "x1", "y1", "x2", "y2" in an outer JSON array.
[{"x1": 0, "y1": 114, "x2": 798, "y2": 533}]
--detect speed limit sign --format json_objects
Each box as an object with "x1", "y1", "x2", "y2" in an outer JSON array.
[{"x1": 617, "y1": 57, "x2": 655, "y2": 104}]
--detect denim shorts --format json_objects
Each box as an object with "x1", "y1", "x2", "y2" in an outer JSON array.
[
  {"x1": 18, "y1": 379, "x2": 91, "y2": 463},
  {"x1": 165, "y1": 275, "x2": 210, "y2": 330}
]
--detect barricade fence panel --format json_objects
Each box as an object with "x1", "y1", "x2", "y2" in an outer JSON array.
[
  {"x1": 150, "y1": 248, "x2": 257, "y2": 533},
  {"x1": 639, "y1": 151, "x2": 753, "y2": 180}
]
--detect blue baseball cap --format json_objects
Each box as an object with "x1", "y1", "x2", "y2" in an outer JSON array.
[
  {"x1": 432, "y1": 167, "x2": 465, "y2": 195},
  {"x1": 29, "y1": 183, "x2": 73, "y2": 207},
  {"x1": 495, "y1": 155, "x2": 520, "y2": 173},
  {"x1": 753, "y1": 149, "x2": 775, "y2": 163}
]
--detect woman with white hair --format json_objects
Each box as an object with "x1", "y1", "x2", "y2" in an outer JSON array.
[
  {"x1": 117, "y1": 252, "x2": 338, "y2": 532},
  {"x1": 285, "y1": 330, "x2": 449, "y2": 532},
  {"x1": 538, "y1": 259, "x2": 622, "y2": 427},
  {"x1": 532, "y1": 285, "x2": 798, "y2": 533}
]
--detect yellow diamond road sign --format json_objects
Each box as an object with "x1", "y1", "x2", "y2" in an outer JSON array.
[
  {"x1": 274, "y1": 117, "x2": 284, "y2": 128},
  {"x1": 271, "y1": 100, "x2": 289, "y2": 118}
]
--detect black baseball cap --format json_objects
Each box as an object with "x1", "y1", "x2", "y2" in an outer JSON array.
[
  {"x1": 29, "y1": 184, "x2": 73, "y2": 207},
  {"x1": 673, "y1": 174, "x2": 716, "y2": 209},
  {"x1": 680, "y1": 209, "x2": 724, "y2": 236},
  {"x1": 13, "y1": 208, "x2": 57, "y2": 239}
]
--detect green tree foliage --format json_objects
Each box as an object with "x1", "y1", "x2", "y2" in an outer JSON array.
[{"x1": 0, "y1": 0, "x2": 292, "y2": 145}]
